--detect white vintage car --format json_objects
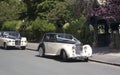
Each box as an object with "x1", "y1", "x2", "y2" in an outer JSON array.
[
  {"x1": 0, "y1": 31, "x2": 27, "y2": 50},
  {"x1": 38, "y1": 33, "x2": 92, "y2": 62}
]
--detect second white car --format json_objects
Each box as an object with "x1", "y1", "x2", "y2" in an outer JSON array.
[{"x1": 0, "y1": 31, "x2": 27, "y2": 50}]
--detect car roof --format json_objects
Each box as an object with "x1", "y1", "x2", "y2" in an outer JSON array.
[
  {"x1": 45, "y1": 32, "x2": 71, "y2": 35},
  {"x1": 0, "y1": 31, "x2": 19, "y2": 35},
  {"x1": 0, "y1": 31, "x2": 18, "y2": 33}
]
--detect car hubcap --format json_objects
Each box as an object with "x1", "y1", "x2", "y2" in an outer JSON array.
[
  {"x1": 4, "y1": 43, "x2": 7, "y2": 49},
  {"x1": 39, "y1": 48, "x2": 43, "y2": 56}
]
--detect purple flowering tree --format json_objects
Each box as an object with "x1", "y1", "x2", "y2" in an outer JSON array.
[
  {"x1": 89, "y1": 0, "x2": 120, "y2": 48},
  {"x1": 89, "y1": 0, "x2": 120, "y2": 21}
]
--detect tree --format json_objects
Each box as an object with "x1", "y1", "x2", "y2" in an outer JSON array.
[
  {"x1": 87, "y1": 0, "x2": 120, "y2": 48},
  {"x1": 36, "y1": 0, "x2": 70, "y2": 28},
  {"x1": 31, "y1": 19, "x2": 56, "y2": 31},
  {"x1": 26, "y1": 19, "x2": 56, "y2": 41},
  {"x1": 0, "y1": 0, "x2": 26, "y2": 30},
  {"x1": 47, "y1": 2, "x2": 70, "y2": 28},
  {"x1": 22, "y1": 0, "x2": 41, "y2": 21},
  {"x1": 65, "y1": 15, "x2": 93, "y2": 45},
  {"x1": 89, "y1": 0, "x2": 120, "y2": 21},
  {"x1": 2, "y1": 20, "x2": 22, "y2": 31},
  {"x1": 0, "y1": 0, "x2": 26, "y2": 21}
]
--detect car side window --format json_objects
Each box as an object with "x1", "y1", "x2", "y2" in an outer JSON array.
[
  {"x1": 43, "y1": 35, "x2": 50, "y2": 42},
  {"x1": 0, "y1": 32, "x2": 4, "y2": 37},
  {"x1": 0, "y1": 32, "x2": 1, "y2": 37},
  {"x1": 3, "y1": 32, "x2": 8, "y2": 38},
  {"x1": 44, "y1": 34, "x2": 56, "y2": 42}
]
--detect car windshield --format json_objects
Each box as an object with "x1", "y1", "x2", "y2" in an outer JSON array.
[
  {"x1": 57, "y1": 34, "x2": 77, "y2": 41},
  {"x1": 3, "y1": 32, "x2": 20, "y2": 39}
]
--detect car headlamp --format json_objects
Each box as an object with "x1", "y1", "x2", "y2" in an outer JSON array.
[
  {"x1": 72, "y1": 46, "x2": 75, "y2": 50},
  {"x1": 84, "y1": 46, "x2": 87, "y2": 50},
  {"x1": 8, "y1": 40, "x2": 12, "y2": 42}
]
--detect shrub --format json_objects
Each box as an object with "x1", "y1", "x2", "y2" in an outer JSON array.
[
  {"x1": 2, "y1": 20, "x2": 22, "y2": 31},
  {"x1": 64, "y1": 16, "x2": 93, "y2": 45},
  {"x1": 32, "y1": 19, "x2": 56, "y2": 31},
  {"x1": 24, "y1": 19, "x2": 56, "y2": 42}
]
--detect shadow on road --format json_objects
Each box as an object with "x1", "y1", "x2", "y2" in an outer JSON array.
[
  {"x1": 35, "y1": 55, "x2": 88, "y2": 63},
  {"x1": 0, "y1": 47, "x2": 25, "y2": 50}
]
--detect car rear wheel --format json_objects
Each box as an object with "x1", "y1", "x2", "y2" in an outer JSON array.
[{"x1": 39, "y1": 47, "x2": 45, "y2": 57}]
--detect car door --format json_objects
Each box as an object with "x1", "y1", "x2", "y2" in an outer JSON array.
[
  {"x1": 0, "y1": 32, "x2": 4, "y2": 46},
  {"x1": 43, "y1": 34, "x2": 57, "y2": 55},
  {"x1": 0, "y1": 32, "x2": 2, "y2": 46},
  {"x1": 48, "y1": 34, "x2": 58, "y2": 55}
]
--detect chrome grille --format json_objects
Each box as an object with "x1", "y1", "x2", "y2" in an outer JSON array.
[
  {"x1": 15, "y1": 40, "x2": 20, "y2": 45},
  {"x1": 75, "y1": 44, "x2": 82, "y2": 54}
]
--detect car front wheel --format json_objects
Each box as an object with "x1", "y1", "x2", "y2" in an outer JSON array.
[
  {"x1": 4, "y1": 43, "x2": 8, "y2": 50},
  {"x1": 39, "y1": 47, "x2": 45, "y2": 57},
  {"x1": 60, "y1": 50, "x2": 68, "y2": 62},
  {"x1": 21, "y1": 46, "x2": 26, "y2": 50},
  {"x1": 84, "y1": 57, "x2": 89, "y2": 62}
]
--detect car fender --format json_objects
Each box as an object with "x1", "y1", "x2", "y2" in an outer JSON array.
[
  {"x1": 21, "y1": 37, "x2": 27, "y2": 46},
  {"x1": 3, "y1": 38, "x2": 14, "y2": 46},
  {"x1": 82, "y1": 44, "x2": 92, "y2": 57},
  {"x1": 21, "y1": 37, "x2": 27, "y2": 41},
  {"x1": 59, "y1": 44, "x2": 74, "y2": 57}
]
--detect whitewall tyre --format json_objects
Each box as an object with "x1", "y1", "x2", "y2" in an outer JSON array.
[
  {"x1": 39, "y1": 47, "x2": 44, "y2": 57},
  {"x1": 61, "y1": 50, "x2": 68, "y2": 62},
  {"x1": 4, "y1": 43, "x2": 8, "y2": 50},
  {"x1": 21, "y1": 46, "x2": 26, "y2": 50}
]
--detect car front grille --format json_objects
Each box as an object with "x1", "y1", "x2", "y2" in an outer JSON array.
[
  {"x1": 15, "y1": 40, "x2": 20, "y2": 45},
  {"x1": 75, "y1": 44, "x2": 82, "y2": 54}
]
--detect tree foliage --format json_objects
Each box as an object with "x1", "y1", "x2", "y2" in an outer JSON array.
[
  {"x1": 65, "y1": 15, "x2": 93, "y2": 45},
  {"x1": 22, "y1": 0, "x2": 41, "y2": 20},
  {"x1": 25, "y1": 19, "x2": 56, "y2": 41},
  {"x1": 36, "y1": 0, "x2": 70, "y2": 28},
  {"x1": 0, "y1": 0, "x2": 26, "y2": 22},
  {"x1": 31, "y1": 19, "x2": 56, "y2": 31},
  {"x1": 0, "y1": 0, "x2": 94, "y2": 44},
  {"x1": 89, "y1": 0, "x2": 120, "y2": 21},
  {"x1": 2, "y1": 20, "x2": 22, "y2": 31},
  {"x1": 47, "y1": 1, "x2": 70, "y2": 27}
]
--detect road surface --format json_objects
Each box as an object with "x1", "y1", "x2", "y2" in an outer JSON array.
[{"x1": 0, "y1": 49, "x2": 120, "y2": 75}]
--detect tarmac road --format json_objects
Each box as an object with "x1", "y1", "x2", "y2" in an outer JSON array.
[{"x1": 0, "y1": 49, "x2": 120, "y2": 75}]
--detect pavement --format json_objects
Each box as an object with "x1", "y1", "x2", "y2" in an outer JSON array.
[
  {"x1": 90, "y1": 47, "x2": 120, "y2": 66},
  {"x1": 26, "y1": 42, "x2": 120, "y2": 66}
]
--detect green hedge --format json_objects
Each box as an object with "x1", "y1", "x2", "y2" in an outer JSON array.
[{"x1": 1, "y1": 20, "x2": 22, "y2": 31}]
